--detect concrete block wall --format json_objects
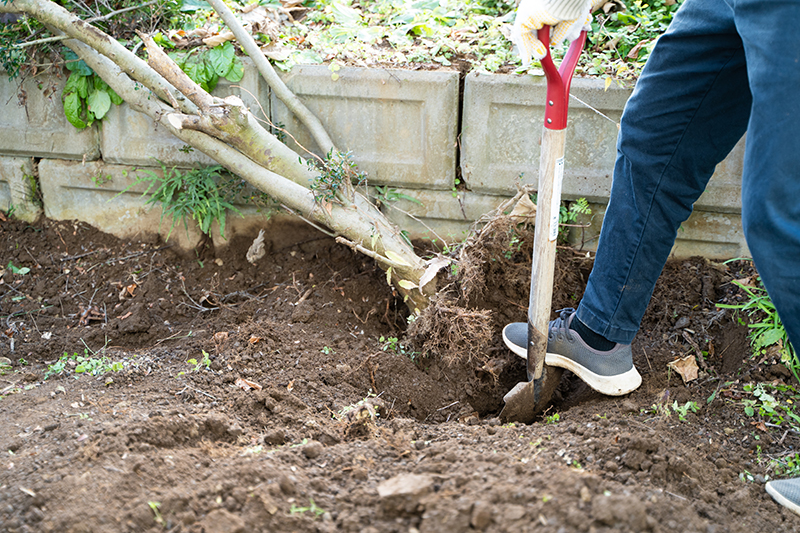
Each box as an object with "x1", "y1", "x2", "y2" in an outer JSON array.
[
  {"x1": 0, "y1": 64, "x2": 747, "y2": 259},
  {"x1": 271, "y1": 66, "x2": 459, "y2": 190}
]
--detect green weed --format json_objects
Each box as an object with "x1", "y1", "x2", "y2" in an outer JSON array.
[
  {"x1": 309, "y1": 150, "x2": 367, "y2": 204},
  {"x1": 379, "y1": 335, "x2": 420, "y2": 361},
  {"x1": 717, "y1": 270, "x2": 798, "y2": 380},
  {"x1": 59, "y1": 49, "x2": 124, "y2": 129},
  {"x1": 185, "y1": 350, "x2": 212, "y2": 373},
  {"x1": 545, "y1": 413, "x2": 560, "y2": 424},
  {"x1": 290, "y1": 498, "x2": 325, "y2": 519},
  {"x1": 148, "y1": 501, "x2": 165, "y2": 527},
  {"x1": 5, "y1": 262, "x2": 30, "y2": 276},
  {"x1": 770, "y1": 452, "x2": 800, "y2": 478},
  {"x1": 45, "y1": 350, "x2": 124, "y2": 379},
  {"x1": 671, "y1": 400, "x2": 699, "y2": 422},
  {"x1": 126, "y1": 162, "x2": 242, "y2": 240},
  {"x1": 741, "y1": 383, "x2": 800, "y2": 432}
]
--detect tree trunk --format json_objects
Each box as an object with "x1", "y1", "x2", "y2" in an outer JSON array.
[{"x1": 1, "y1": 0, "x2": 438, "y2": 312}]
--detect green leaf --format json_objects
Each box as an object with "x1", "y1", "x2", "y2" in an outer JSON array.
[
  {"x1": 87, "y1": 89, "x2": 112, "y2": 120},
  {"x1": 62, "y1": 50, "x2": 93, "y2": 77},
  {"x1": 207, "y1": 42, "x2": 235, "y2": 78},
  {"x1": 64, "y1": 71, "x2": 90, "y2": 99},
  {"x1": 756, "y1": 328, "x2": 784, "y2": 349},
  {"x1": 330, "y1": 3, "x2": 362, "y2": 25},
  {"x1": 63, "y1": 92, "x2": 87, "y2": 129},
  {"x1": 108, "y1": 88, "x2": 123, "y2": 106},
  {"x1": 223, "y1": 56, "x2": 244, "y2": 83}
]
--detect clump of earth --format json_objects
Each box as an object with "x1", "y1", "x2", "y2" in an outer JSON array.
[{"x1": 0, "y1": 216, "x2": 797, "y2": 532}]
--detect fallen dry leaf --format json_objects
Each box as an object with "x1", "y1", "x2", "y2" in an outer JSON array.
[
  {"x1": 667, "y1": 355, "x2": 699, "y2": 384},
  {"x1": 203, "y1": 31, "x2": 235, "y2": 47},
  {"x1": 246, "y1": 229, "x2": 266, "y2": 265},
  {"x1": 235, "y1": 377, "x2": 262, "y2": 391},
  {"x1": 213, "y1": 331, "x2": 229, "y2": 343},
  {"x1": 248, "y1": 336, "x2": 262, "y2": 344},
  {"x1": 509, "y1": 193, "x2": 537, "y2": 222}
]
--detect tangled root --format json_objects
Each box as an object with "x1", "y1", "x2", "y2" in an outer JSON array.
[
  {"x1": 456, "y1": 186, "x2": 537, "y2": 303},
  {"x1": 407, "y1": 292, "x2": 494, "y2": 366}
]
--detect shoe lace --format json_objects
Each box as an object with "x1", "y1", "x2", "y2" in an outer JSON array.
[{"x1": 550, "y1": 308, "x2": 577, "y2": 342}]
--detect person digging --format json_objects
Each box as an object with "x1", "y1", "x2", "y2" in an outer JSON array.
[{"x1": 504, "y1": 0, "x2": 800, "y2": 517}]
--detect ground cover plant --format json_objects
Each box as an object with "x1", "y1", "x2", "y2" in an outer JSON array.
[{"x1": 2, "y1": 0, "x2": 682, "y2": 82}]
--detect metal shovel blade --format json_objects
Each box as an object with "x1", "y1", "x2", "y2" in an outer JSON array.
[{"x1": 500, "y1": 365, "x2": 563, "y2": 424}]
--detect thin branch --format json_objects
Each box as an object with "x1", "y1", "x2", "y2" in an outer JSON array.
[
  {"x1": 335, "y1": 236, "x2": 408, "y2": 270},
  {"x1": 205, "y1": 0, "x2": 337, "y2": 155}
]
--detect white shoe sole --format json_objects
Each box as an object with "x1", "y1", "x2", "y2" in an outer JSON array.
[
  {"x1": 767, "y1": 482, "x2": 800, "y2": 517},
  {"x1": 503, "y1": 325, "x2": 641, "y2": 396},
  {"x1": 546, "y1": 352, "x2": 642, "y2": 396}
]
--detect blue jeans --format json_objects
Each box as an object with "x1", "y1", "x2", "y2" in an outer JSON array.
[{"x1": 576, "y1": 0, "x2": 800, "y2": 348}]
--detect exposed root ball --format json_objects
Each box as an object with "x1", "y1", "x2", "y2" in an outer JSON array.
[{"x1": 407, "y1": 293, "x2": 494, "y2": 366}]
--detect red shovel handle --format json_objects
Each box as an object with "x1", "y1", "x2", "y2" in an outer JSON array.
[{"x1": 537, "y1": 27, "x2": 587, "y2": 130}]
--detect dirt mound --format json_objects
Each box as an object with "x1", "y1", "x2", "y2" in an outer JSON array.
[{"x1": 1, "y1": 216, "x2": 799, "y2": 532}]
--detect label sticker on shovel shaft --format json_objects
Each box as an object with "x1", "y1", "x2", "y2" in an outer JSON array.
[{"x1": 549, "y1": 157, "x2": 565, "y2": 241}]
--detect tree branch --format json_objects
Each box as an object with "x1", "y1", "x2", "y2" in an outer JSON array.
[
  {"x1": 205, "y1": 0, "x2": 337, "y2": 155},
  {"x1": 1, "y1": 0, "x2": 198, "y2": 116}
]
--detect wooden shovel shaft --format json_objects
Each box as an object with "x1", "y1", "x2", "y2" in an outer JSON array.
[{"x1": 527, "y1": 128, "x2": 567, "y2": 381}]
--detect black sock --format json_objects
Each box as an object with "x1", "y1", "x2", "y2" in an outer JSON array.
[{"x1": 570, "y1": 317, "x2": 616, "y2": 351}]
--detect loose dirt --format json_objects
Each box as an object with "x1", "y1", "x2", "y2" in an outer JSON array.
[{"x1": 0, "y1": 216, "x2": 798, "y2": 533}]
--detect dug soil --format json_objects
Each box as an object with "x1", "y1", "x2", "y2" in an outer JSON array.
[{"x1": 0, "y1": 216, "x2": 798, "y2": 533}]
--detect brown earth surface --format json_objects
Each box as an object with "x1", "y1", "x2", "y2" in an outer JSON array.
[{"x1": 0, "y1": 216, "x2": 799, "y2": 533}]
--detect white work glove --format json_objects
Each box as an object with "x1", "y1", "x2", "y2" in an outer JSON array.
[{"x1": 512, "y1": 0, "x2": 601, "y2": 67}]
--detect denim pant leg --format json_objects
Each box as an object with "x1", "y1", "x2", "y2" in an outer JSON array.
[
  {"x1": 733, "y1": 0, "x2": 800, "y2": 349},
  {"x1": 575, "y1": 0, "x2": 752, "y2": 344}
]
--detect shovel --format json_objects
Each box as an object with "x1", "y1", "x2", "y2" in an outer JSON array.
[{"x1": 500, "y1": 27, "x2": 587, "y2": 424}]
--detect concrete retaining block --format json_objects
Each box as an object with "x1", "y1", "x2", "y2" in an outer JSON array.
[
  {"x1": 100, "y1": 58, "x2": 265, "y2": 168},
  {"x1": 378, "y1": 187, "x2": 508, "y2": 243},
  {"x1": 383, "y1": 185, "x2": 747, "y2": 259},
  {"x1": 272, "y1": 66, "x2": 459, "y2": 190},
  {"x1": 461, "y1": 73, "x2": 624, "y2": 198},
  {"x1": 0, "y1": 156, "x2": 43, "y2": 222},
  {"x1": 38, "y1": 159, "x2": 203, "y2": 251},
  {"x1": 460, "y1": 72, "x2": 744, "y2": 211},
  {"x1": 0, "y1": 72, "x2": 99, "y2": 160}
]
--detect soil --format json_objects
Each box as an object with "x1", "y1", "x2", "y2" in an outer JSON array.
[{"x1": 0, "y1": 216, "x2": 798, "y2": 533}]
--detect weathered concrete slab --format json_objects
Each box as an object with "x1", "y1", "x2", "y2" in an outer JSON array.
[
  {"x1": 0, "y1": 72, "x2": 99, "y2": 160},
  {"x1": 382, "y1": 185, "x2": 747, "y2": 259},
  {"x1": 461, "y1": 72, "x2": 744, "y2": 214},
  {"x1": 272, "y1": 66, "x2": 459, "y2": 190},
  {"x1": 38, "y1": 159, "x2": 203, "y2": 251},
  {"x1": 461, "y1": 73, "x2": 624, "y2": 198},
  {"x1": 38, "y1": 158, "x2": 279, "y2": 254},
  {"x1": 378, "y1": 187, "x2": 508, "y2": 243},
  {"x1": 0, "y1": 156, "x2": 42, "y2": 222},
  {"x1": 100, "y1": 59, "x2": 265, "y2": 168}
]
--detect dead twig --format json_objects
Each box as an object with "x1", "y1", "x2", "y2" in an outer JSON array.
[{"x1": 85, "y1": 245, "x2": 172, "y2": 273}]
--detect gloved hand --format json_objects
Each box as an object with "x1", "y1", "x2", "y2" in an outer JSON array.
[{"x1": 512, "y1": 0, "x2": 602, "y2": 67}]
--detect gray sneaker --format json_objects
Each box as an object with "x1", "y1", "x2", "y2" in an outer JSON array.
[
  {"x1": 767, "y1": 478, "x2": 800, "y2": 516},
  {"x1": 502, "y1": 308, "x2": 641, "y2": 396}
]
